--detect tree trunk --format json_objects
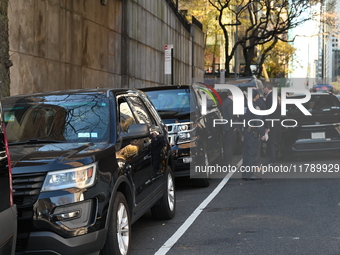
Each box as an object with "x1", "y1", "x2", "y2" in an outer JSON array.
[
  {"x1": 243, "y1": 48, "x2": 253, "y2": 76},
  {"x1": 218, "y1": 9, "x2": 231, "y2": 77},
  {"x1": 222, "y1": 28, "x2": 230, "y2": 77},
  {"x1": 0, "y1": 0, "x2": 10, "y2": 97},
  {"x1": 212, "y1": 31, "x2": 218, "y2": 73},
  {"x1": 258, "y1": 38, "x2": 278, "y2": 78}
]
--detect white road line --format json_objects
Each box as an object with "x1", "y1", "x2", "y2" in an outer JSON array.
[{"x1": 155, "y1": 159, "x2": 242, "y2": 255}]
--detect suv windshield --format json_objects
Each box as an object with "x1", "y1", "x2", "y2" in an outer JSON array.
[
  {"x1": 145, "y1": 89, "x2": 193, "y2": 112},
  {"x1": 3, "y1": 95, "x2": 110, "y2": 143}
]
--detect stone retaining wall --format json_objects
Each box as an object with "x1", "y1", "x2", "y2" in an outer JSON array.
[{"x1": 8, "y1": 0, "x2": 204, "y2": 95}]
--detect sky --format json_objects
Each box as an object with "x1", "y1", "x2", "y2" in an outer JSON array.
[{"x1": 289, "y1": 4, "x2": 321, "y2": 89}]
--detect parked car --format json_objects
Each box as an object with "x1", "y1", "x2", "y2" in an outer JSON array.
[
  {"x1": 2, "y1": 88, "x2": 175, "y2": 255},
  {"x1": 142, "y1": 84, "x2": 224, "y2": 187},
  {"x1": 336, "y1": 94, "x2": 340, "y2": 102},
  {"x1": 0, "y1": 105, "x2": 16, "y2": 255},
  {"x1": 311, "y1": 84, "x2": 334, "y2": 93},
  {"x1": 280, "y1": 92, "x2": 340, "y2": 158}
]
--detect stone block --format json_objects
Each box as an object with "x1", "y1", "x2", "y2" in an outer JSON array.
[
  {"x1": 82, "y1": 0, "x2": 107, "y2": 27},
  {"x1": 82, "y1": 20, "x2": 108, "y2": 71},
  {"x1": 9, "y1": 51, "x2": 20, "y2": 95},
  {"x1": 108, "y1": 0, "x2": 122, "y2": 32},
  {"x1": 65, "y1": 0, "x2": 82, "y2": 15},
  {"x1": 65, "y1": 63, "x2": 82, "y2": 89},
  {"x1": 65, "y1": 12, "x2": 82, "y2": 65},
  {"x1": 19, "y1": 0, "x2": 35, "y2": 55},
  {"x1": 82, "y1": 68, "x2": 107, "y2": 89},
  {"x1": 107, "y1": 73, "x2": 121, "y2": 88},
  {"x1": 108, "y1": 31, "x2": 121, "y2": 74},
  {"x1": 35, "y1": 0, "x2": 47, "y2": 57},
  {"x1": 47, "y1": 60, "x2": 64, "y2": 91},
  {"x1": 8, "y1": 0, "x2": 20, "y2": 52},
  {"x1": 46, "y1": 0, "x2": 61, "y2": 61},
  {"x1": 18, "y1": 54, "x2": 34, "y2": 94}
]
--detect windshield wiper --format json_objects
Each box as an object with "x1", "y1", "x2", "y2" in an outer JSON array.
[
  {"x1": 9, "y1": 139, "x2": 65, "y2": 145},
  {"x1": 157, "y1": 110, "x2": 179, "y2": 114},
  {"x1": 174, "y1": 110, "x2": 191, "y2": 116}
]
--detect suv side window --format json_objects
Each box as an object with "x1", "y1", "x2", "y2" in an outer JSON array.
[
  {"x1": 194, "y1": 86, "x2": 217, "y2": 113},
  {"x1": 127, "y1": 96, "x2": 164, "y2": 136},
  {"x1": 118, "y1": 98, "x2": 137, "y2": 133},
  {"x1": 127, "y1": 96, "x2": 155, "y2": 125}
]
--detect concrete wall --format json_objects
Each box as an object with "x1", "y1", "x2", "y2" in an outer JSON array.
[{"x1": 7, "y1": 0, "x2": 204, "y2": 96}]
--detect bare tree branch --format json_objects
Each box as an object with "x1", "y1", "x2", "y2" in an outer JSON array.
[{"x1": 208, "y1": 0, "x2": 321, "y2": 76}]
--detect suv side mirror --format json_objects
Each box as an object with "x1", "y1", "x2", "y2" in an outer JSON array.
[{"x1": 123, "y1": 124, "x2": 150, "y2": 139}]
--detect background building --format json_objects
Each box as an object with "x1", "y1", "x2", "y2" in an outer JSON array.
[{"x1": 317, "y1": 0, "x2": 340, "y2": 83}]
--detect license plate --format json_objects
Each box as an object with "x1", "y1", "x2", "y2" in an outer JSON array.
[{"x1": 311, "y1": 132, "x2": 325, "y2": 139}]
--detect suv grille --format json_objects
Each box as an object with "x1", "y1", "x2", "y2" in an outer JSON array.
[
  {"x1": 16, "y1": 233, "x2": 30, "y2": 253},
  {"x1": 166, "y1": 122, "x2": 196, "y2": 145},
  {"x1": 12, "y1": 173, "x2": 46, "y2": 207},
  {"x1": 12, "y1": 173, "x2": 46, "y2": 253}
]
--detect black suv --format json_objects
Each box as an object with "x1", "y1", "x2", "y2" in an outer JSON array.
[
  {"x1": 281, "y1": 92, "x2": 340, "y2": 156},
  {"x1": 2, "y1": 88, "x2": 175, "y2": 255},
  {"x1": 0, "y1": 105, "x2": 16, "y2": 255},
  {"x1": 142, "y1": 84, "x2": 224, "y2": 187}
]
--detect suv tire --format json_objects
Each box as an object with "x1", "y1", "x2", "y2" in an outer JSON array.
[
  {"x1": 151, "y1": 166, "x2": 176, "y2": 220},
  {"x1": 192, "y1": 148, "x2": 210, "y2": 188},
  {"x1": 103, "y1": 192, "x2": 131, "y2": 255}
]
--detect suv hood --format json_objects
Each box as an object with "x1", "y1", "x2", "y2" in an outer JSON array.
[
  {"x1": 157, "y1": 111, "x2": 192, "y2": 123},
  {"x1": 9, "y1": 142, "x2": 112, "y2": 174}
]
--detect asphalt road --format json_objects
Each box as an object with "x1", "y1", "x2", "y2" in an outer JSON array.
[{"x1": 131, "y1": 151, "x2": 340, "y2": 255}]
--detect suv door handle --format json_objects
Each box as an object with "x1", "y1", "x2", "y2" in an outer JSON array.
[{"x1": 144, "y1": 155, "x2": 151, "y2": 160}]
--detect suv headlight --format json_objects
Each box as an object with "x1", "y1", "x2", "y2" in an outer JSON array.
[
  {"x1": 178, "y1": 124, "x2": 190, "y2": 131},
  {"x1": 41, "y1": 163, "x2": 97, "y2": 192},
  {"x1": 176, "y1": 122, "x2": 197, "y2": 144}
]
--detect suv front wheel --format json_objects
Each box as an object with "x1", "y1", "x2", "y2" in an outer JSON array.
[{"x1": 103, "y1": 192, "x2": 131, "y2": 255}]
